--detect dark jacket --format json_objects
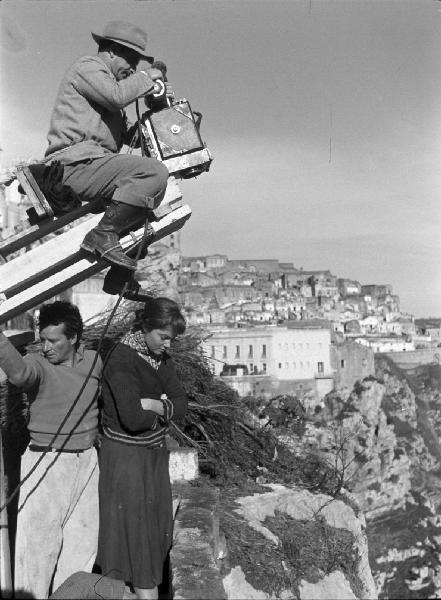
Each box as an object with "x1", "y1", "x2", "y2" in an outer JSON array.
[{"x1": 101, "y1": 342, "x2": 187, "y2": 441}]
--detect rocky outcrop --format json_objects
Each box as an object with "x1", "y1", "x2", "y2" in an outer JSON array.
[
  {"x1": 136, "y1": 245, "x2": 181, "y2": 300},
  {"x1": 277, "y1": 379, "x2": 412, "y2": 519},
  {"x1": 366, "y1": 359, "x2": 441, "y2": 598},
  {"x1": 170, "y1": 480, "x2": 377, "y2": 599},
  {"x1": 226, "y1": 484, "x2": 377, "y2": 600},
  {"x1": 259, "y1": 359, "x2": 441, "y2": 599}
]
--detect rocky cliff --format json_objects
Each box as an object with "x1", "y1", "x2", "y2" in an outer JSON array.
[
  {"x1": 264, "y1": 357, "x2": 441, "y2": 598},
  {"x1": 170, "y1": 478, "x2": 377, "y2": 600}
]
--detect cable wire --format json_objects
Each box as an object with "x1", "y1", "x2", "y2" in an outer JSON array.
[{"x1": 0, "y1": 222, "x2": 150, "y2": 513}]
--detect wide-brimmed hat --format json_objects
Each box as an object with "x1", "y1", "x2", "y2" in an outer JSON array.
[{"x1": 92, "y1": 21, "x2": 154, "y2": 62}]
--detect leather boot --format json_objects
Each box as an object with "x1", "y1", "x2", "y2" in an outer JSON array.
[
  {"x1": 102, "y1": 268, "x2": 153, "y2": 301},
  {"x1": 81, "y1": 202, "x2": 144, "y2": 270}
]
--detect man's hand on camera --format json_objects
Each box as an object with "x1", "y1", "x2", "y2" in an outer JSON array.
[{"x1": 164, "y1": 81, "x2": 174, "y2": 99}]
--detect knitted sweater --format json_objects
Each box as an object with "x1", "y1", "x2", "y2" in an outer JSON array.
[
  {"x1": 101, "y1": 342, "x2": 187, "y2": 444},
  {"x1": 0, "y1": 333, "x2": 101, "y2": 449}
]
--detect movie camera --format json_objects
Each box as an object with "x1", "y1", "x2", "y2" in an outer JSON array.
[{"x1": 135, "y1": 61, "x2": 213, "y2": 180}]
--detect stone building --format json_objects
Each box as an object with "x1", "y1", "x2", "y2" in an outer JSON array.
[
  {"x1": 203, "y1": 320, "x2": 334, "y2": 399},
  {"x1": 0, "y1": 180, "x2": 31, "y2": 239},
  {"x1": 337, "y1": 278, "x2": 362, "y2": 297},
  {"x1": 361, "y1": 284, "x2": 393, "y2": 298},
  {"x1": 331, "y1": 340, "x2": 375, "y2": 390},
  {"x1": 70, "y1": 272, "x2": 117, "y2": 323}
]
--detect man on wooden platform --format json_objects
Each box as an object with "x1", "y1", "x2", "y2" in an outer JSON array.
[{"x1": 44, "y1": 20, "x2": 173, "y2": 273}]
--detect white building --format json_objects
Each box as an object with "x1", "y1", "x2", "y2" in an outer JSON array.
[
  {"x1": 202, "y1": 321, "x2": 334, "y2": 398},
  {"x1": 70, "y1": 274, "x2": 118, "y2": 322},
  {"x1": 353, "y1": 336, "x2": 415, "y2": 353}
]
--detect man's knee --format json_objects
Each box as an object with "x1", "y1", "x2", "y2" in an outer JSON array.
[
  {"x1": 151, "y1": 160, "x2": 169, "y2": 192},
  {"x1": 143, "y1": 159, "x2": 169, "y2": 209},
  {"x1": 111, "y1": 158, "x2": 169, "y2": 208}
]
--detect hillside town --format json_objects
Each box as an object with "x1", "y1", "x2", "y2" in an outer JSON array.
[
  {"x1": 175, "y1": 252, "x2": 439, "y2": 402},
  {"x1": 1, "y1": 170, "x2": 439, "y2": 409}
]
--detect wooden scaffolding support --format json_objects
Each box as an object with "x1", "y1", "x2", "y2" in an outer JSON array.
[{"x1": 0, "y1": 173, "x2": 191, "y2": 324}]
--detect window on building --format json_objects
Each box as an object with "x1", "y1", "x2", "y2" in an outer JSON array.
[
  {"x1": 249, "y1": 363, "x2": 254, "y2": 373},
  {"x1": 285, "y1": 362, "x2": 289, "y2": 369},
  {"x1": 262, "y1": 344, "x2": 267, "y2": 358},
  {"x1": 307, "y1": 361, "x2": 310, "y2": 369},
  {"x1": 262, "y1": 363, "x2": 267, "y2": 373},
  {"x1": 211, "y1": 346, "x2": 215, "y2": 358},
  {"x1": 223, "y1": 346, "x2": 227, "y2": 359},
  {"x1": 340, "y1": 359, "x2": 345, "y2": 368},
  {"x1": 235, "y1": 345, "x2": 240, "y2": 359},
  {"x1": 278, "y1": 363, "x2": 282, "y2": 369},
  {"x1": 317, "y1": 361, "x2": 324, "y2": 374},
  {"x1": 300, "y1": 361, "x2": 303, "y2": 369},
  {"x1": 362, "y1": 358, "x2": 367, "y2": 367},
  {"x1": 248, "y1": 345, "x2": 254, "y2": 358}
]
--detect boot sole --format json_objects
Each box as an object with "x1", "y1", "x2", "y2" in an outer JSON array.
[{"x1": 80, "y1": 242, "x2": 137, "y2": 271}]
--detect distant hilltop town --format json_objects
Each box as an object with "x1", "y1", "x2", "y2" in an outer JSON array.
[
  {"x1": 180, "y1": 254, "x2": 404, "y2": 332},
  {"x1": 178, "y1": 253, "x2": 440, "y2": 401}
]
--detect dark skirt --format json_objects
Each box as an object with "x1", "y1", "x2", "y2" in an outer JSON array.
[{"x1": 95, "y1": 437, "x2": 172, "y2": 589}]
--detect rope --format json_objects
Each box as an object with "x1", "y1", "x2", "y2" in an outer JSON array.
[
  {"x1": 136, "y1": 99, "x2": 146, "y2": 157},
  {"x1": 0, "y1": 222, "x2": 150, "y2": 513}
]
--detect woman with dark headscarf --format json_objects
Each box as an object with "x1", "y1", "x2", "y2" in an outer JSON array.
[{"x1": 96, "y1": 296, "x2": 188, "y2": 599}]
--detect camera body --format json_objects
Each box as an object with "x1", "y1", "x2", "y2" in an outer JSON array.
[{"x1": 141, "y1": 99, "x2": 213, "y2": 180}]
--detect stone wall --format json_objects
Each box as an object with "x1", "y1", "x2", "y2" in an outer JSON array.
[{"x1": 384, "y1": 348, "x2": 440, "y2": 370}]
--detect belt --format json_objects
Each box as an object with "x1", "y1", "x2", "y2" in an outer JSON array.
[{"x1": 28, "y1": 444, "x2": 90, "y2": 454}]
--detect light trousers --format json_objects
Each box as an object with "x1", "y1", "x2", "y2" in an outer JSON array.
[
  {"x1": 14, "y1": 447, "x2": 99, "y2": 599},
  {"x1": 62, "y1": 154, "x2": 169, "y2": 209}
]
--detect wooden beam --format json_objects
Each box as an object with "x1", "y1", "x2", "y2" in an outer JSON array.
[
  {"x1": 16, "y1": 168, "x2": 54, "y2": 221},
  {"x1": 151, "y1": 177, "x2": 184, "y2": 219},
  {"x1": 0, "y1": 214, "x2": 102, "y2": 298},
  {"x1": 0, "y1": 204, "x2": 191, "y2": 324},
  {"x1": 0, "y1": 200, "x2": 102, "y2": 260}
]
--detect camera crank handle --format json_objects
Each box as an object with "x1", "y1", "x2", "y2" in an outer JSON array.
[{"x1": 152, "y1": 79, "x2": 172, "y2": 107}]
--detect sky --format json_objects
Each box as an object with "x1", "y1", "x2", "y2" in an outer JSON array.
[{"x1": 0, "y1": 0, "x2": 440, "y2": 317}]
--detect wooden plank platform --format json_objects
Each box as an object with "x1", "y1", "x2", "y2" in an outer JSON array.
[
  {"x1": 0, "y1": 204, "x2": 192, "y2": 324},
  {"x1": 0, "y1": 200, "x2": 102, "y2": 259},
  {"x1": 0, "y1": 176, "x2": 183, "y2": 260}
]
